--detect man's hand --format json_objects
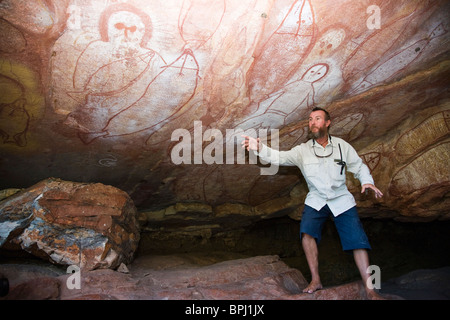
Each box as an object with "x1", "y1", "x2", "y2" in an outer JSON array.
[
  {"x1": 361, "y1": 184, "x2": 383, "y2": 199},
  {"x1": 241, "y1": 135, "x2": 260, "y2": 152}
]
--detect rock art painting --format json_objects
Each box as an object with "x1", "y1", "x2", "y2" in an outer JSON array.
[
  {"x1": 202, "y1": 0, "x2": 268, "y2": 123},
  {"x1": 356, "y1": 105, "x2": 450, "y2": 219},
  {"x1": 389, "y1": 109, "x2": 450, "y2": 200},
  {"x1": 55, "y1": 2, "x2": 199, "y2": 144},
  {"x1": 341, "y1": 0, "x2": 425, "y2": 91},
  {"x1": 246, "y1": 0, "x2": 316, "y2": 103},
  {"x1": 330, "y1": 113, "x2": 364, "y2": 142},
  {"x1": 360, "y1": 150, "x2": 382, "y2": 174},
  {"x1": 350, "y1": 22, "x2": 447, "y2": 95},
  {"x1": 390, "y1": 142, "x2": 449, "y2": 196},
  {"x1": 394, "y1": 110, "x2": 450, "y2": 160},
  {"x1": 0, "y1": 60, "x2": 44, "y2": 148},
  {"x1": 0, "y1": 0, "x2": 449, "y2": 222},
  {"x1": 178, "y1": 0, "x2": 226, "y2": 51},
  {"x1": 0, "y1": 73, "x2": 29, "y2": 147},
  {"x1": 235, "y1": 63, "x2": 329, "y2": 131}
]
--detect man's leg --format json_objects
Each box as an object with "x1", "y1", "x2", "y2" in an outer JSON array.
[
  {"x1": 353, "y1": 249, "x2": 384, "y2": 300},
  {"x1": 300, "y1": 205, "x2": 330, "y2": 293},
  {"x1": 333, "y1": 207, "x2": 384, "y2": 300},
  {"x1": 302, "y1": 233, "x2": 323, "y2": 293}
]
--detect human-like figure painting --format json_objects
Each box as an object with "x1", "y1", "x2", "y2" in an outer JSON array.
[
  {"x1": 235, "y1": 63, "x2": 329, "y2": 131},
  {"x1": 350, "y1": 23, "x2": 447, "y2": 94},
  {"x1": 246, "y1": 0, "x2": 316, "y2": 103},
  {"x1": 65, "y1": 3, "x2": 199, "y2": 144}
]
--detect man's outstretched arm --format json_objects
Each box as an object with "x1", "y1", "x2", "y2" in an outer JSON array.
[{"x1": 241, "y1": 135, "x2": 299, "y2": 167}]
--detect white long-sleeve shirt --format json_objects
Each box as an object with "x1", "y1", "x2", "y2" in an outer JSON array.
[{"x1": 255, "y1": 135, "x2": 374, "y2": 216}]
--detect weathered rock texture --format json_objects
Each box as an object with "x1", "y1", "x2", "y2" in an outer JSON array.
[
  {"x1": 0, "y1": 1, "x2": 449, "y2": 235},
  {"x1": 0, "y1": 254, "x2": 404, "y2": 300},
  {"x1": 0, "y1": 178, "x2": 140, "y2": 270}
]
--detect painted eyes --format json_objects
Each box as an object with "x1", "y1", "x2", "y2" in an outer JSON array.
[{"x1": 114, "y1": 23, "x2": 137, "y2": 34}]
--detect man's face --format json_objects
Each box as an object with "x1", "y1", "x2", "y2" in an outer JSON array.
[{"x1": 308, "y1": 110, "x2": 330, "y2": 139}]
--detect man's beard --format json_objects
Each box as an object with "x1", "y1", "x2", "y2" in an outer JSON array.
[{"x1": 308, "y1": 126, "x2": 328, "y2": 140}]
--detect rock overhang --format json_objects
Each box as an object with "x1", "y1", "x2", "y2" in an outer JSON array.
[{"x1": 0, "y1": 0, "x2": 448, "y2": 227}]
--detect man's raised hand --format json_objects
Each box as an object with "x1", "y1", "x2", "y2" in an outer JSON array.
[{"x1": 241, "y1": 135, "x2": 260, "y2": 152}]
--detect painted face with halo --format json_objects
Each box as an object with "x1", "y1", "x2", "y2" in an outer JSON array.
[
  {"x1": 107, "y1": 11, "x2": 146, "y2": 48},
  {"x1": 302, "y1": 63, "x2": 329, "y2": 83}
]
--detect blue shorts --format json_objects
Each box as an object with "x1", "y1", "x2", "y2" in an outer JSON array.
[{"x1": 300, "y1": 204, "x2": 371, "y2": 251}]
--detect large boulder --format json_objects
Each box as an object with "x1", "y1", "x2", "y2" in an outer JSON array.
[{"x1": 0, "y1": 178, "x2": 140, "y2": 270}]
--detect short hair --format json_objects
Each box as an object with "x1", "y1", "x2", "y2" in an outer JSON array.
[{"x1": 311, "y1": 107, "x2": 331, "y2": 121}]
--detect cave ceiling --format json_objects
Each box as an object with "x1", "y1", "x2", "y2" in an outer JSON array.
[{"x1": 0, "y1": 0, "x2": 449, "y2": 224}]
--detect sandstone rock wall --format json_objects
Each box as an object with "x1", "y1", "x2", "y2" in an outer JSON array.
[{"x1": 0, "y1": 0, "x2": 448, "y2": 226}]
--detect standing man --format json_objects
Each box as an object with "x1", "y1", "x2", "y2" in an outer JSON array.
[{"x1": 242, "y1": 107, "x2": 384, "y2": 299}]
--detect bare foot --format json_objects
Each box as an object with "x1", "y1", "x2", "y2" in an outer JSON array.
[{"x1": 303, "y1": 281, "x2": 323, "y2": 294}]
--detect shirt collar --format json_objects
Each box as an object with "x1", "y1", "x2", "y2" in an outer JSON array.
[{"x1": 310, "y1": 135, "x2": 333, "y2": 148}]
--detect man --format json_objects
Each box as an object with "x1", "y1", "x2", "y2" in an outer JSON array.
[{"x1": 242, "y1": 107, "x2": 384, "y2": 299}]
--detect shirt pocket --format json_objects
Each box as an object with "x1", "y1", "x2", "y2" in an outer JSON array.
[
  {"x1": 303, "y1": 158, "x2": 320, "y2": 178},
  {"x1": 331, "y1": 159, "x2": 346, "y2": 183}
]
